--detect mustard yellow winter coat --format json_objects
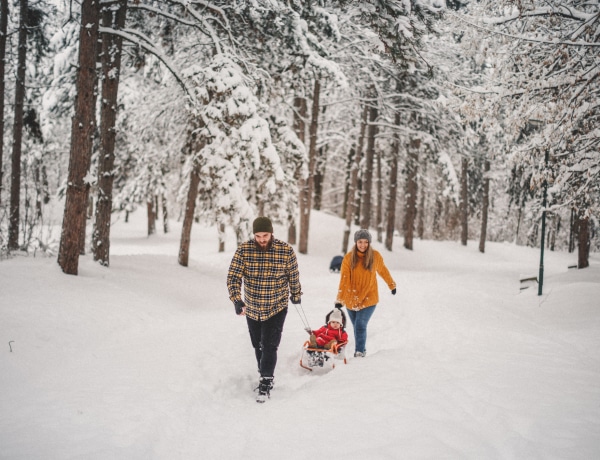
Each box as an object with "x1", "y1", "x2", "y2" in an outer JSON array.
[{"x1": 336, "y1": 249, "x2": 396, "y2": 310}]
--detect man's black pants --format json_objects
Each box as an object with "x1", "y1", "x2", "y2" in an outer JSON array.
[{"x1": 246, "y1": 308, "x2": 288, "y2": 378}]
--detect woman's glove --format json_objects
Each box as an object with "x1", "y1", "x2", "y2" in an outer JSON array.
[
  {"x1": 391, "y1": 288, "x2": 396, "y2": 295},
  {"x1": 304, "y1": 327, "x2": 312, "y2": 334}
]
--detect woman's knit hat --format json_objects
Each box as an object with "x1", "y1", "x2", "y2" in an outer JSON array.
[
  {"x1": 354, "y1": 229, "x2": 371, "y2": 243},
  {"x1": 253, "y1": 217, "x2": 273, "y2": 234},
  {"x1": 328, "y1": 308, "x2": 344, "y2": 325}
]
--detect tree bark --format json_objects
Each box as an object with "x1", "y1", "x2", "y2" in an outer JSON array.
[
  {"x1": 179, "y1": 161, "x2": 201, "y2": 267},
  {"x1": 292, "y1": 96, "x2": 307, "y2": 246},
  {"x1": 479, "y1": 159, "x2": 490, "y2": 253},
  {"x1": 376, "y1": 147, "x2": 383, "y2": 242},
  {"x1": 577, "y1": 213, "x2": 589, "y2": 269},
  {"x1": 0, "y1": 0, "x2": 7, "y2": 204},
  {"x1": 162, "y1": 194, "x2": 169, "y2": 233},
  {"x1": 147, "y1": 200, "x2": 156, "y2": 236},
  {"x1": 58, "y1": 0, "x2": 100, "y2": 274},
  {"x1": 343, "y1": 104, "x2": 368, "y2": 253},
  {"x1": 403, "y1": 138, "x2": 419, "y2": 250},
  {"x1": 384, "y1": 111, "x2": 401, "y2": 251},
  {"x1": 7, "y1": 0, "x2": 27, "y2": 250},
  {"x1": 92, "y1": 0, "x2": 127, "y2": 266},
  {"x1": 385, "y1": 145, "x2": 399, "y2": 251},
  {"x1": 360, "y1": 94, "x2": 377, "y2": 230},
  {"x1": 299, "y1": 79, "x2": 320, "y2": 255},
  {"x1": 460, "y1": 156, "x2": 469, "y2": 246}
]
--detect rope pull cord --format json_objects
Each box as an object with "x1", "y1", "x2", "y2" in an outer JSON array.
[{"x1": 292, "y1": 302, "x2": 311, "y2": 330}]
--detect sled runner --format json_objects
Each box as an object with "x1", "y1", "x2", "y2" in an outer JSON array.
[{"x1": 299, "y1": 340, "x2": 348, "y2": 371}]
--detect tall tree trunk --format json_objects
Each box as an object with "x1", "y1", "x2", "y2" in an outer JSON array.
[
  {"x1": 550, "y1": 215, "x2": 560, "y2": 251},
  {"x1": 577, "y1": 213, "x2": 589, "y2": 269},
  {"x1": 299, "y1": 79, "x2": 320, "y2": 255},
  {"x1": 7, "y1": 0, "x2": 27, "y2": 250},
  {"x1": 58, "y1": 0, "x2": 100, "y2": 274},
  {"x1": 313, "y1": 105, "x2": 327, "y2": 211},
  {"x1": 376, "y1": 147, "x2": 383, "y2": 242},
  {"x1": 92, "y1": 0, "x2": 127, "y2": 266},
  {"x1": 178, "y1": 120, "x2": 206, "y2": 266},
  {"x1": 385, "y1": 111, "x2": 401, "y2": 251},
  {"x1": 568, "y1": 207, "x2": 575, "y2": 253},
  {"x1": 162, "y1": 194, "x2": 169, "y2": 234},
  {"x1": 218, "y1": 222, "x2": 225, "y2": 252},
  {"x1": 417, "y1": 175, "x2": 425, "y2": 239},
  {"x1": 343, "y1": 104, "x2": 368, "y2": 253},
  {"x1": 313, "y1": 145, "x2": 325, "y2": 211},
  {"x1": 360, "y1": 94, "x2": 377, "y2": 229},
  {"x1": 179, "y1": 162, "x2": 201, "y2": 267},
  {"x1": 291, "y1": 96, "x2": 307, "y2": 245},
  {"x1": 147, "y1": 199, "x2": 156, "y2": 236},
  {"x1": 459, "y1": 156, "x2": 469, "y2": 246},
  {"x1": 479, "y1": 159, "x2": 490, "y2": 253},
  {"x1": 403, "y1": 138, "x2": 419, "y2": 250},
  {"x1": 0, "y1": 0, "x2": 7, "y2": 204},
  {"x1": 384, "y1": 151, "x2": 399, "y2": 251}
]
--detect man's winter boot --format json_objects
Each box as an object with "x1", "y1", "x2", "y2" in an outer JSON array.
[{"x1": 256, "y1": 377, "x2": 274, "y2": 403}]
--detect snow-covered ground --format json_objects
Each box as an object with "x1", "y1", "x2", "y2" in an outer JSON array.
[{"x1": 1, "y1": 209, "x2": 599, "y2": 459}]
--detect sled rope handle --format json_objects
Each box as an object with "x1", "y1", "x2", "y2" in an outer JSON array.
[{"x1": 292, "y1": 302, "x2": 311, "y2": 330}]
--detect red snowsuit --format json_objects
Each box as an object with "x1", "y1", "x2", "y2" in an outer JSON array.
[{"x1": 311, "y1": 324, "x2": 348, "y2": 347}]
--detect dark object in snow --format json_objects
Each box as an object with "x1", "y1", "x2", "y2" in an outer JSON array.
[
  {"x1": 519, "y1": 275, "x2": 538, "y2": 291},
  {"x1": 329, "y1": 255, "x2": 343, "y2": 272}
]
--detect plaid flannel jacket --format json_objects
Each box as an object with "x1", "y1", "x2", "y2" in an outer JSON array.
[{"x1": 227, "y1": 238, "x2": 302, "y2": 321}]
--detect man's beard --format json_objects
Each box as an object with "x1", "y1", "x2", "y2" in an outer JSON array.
[{"x1": 254, "y1": 236, "x2": 273, "y2": 252}]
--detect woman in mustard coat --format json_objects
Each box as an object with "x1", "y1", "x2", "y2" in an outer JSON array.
[{"x1": 335, "y1": 229, "x2": 396, "y2": 357}]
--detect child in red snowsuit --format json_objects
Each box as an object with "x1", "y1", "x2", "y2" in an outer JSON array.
[{"x1": 306, "y1": 307, "x2": 348, "y2": 349}]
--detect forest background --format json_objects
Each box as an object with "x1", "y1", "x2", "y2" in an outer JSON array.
[{"x1": 0, "y1": 0, "x2": 598, "y2": 272}]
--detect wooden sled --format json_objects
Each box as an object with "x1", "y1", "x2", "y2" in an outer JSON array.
[{"x1": 299, "y1": 340, "x2": 348, "y2": 371}]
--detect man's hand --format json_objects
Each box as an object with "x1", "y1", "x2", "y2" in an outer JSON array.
[{"x1": 234, "y1": 300, "x2": 245, "y2": 315}]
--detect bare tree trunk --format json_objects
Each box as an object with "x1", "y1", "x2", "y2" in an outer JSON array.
[
  {"x1": 403, "y1": 139, "x2": 419, "y2": 250},
  {"x1": 299, "y1": 79, "x2": 320, "y2": 254},
  {"x1": 577, "y1": 213, "x2": 589, "y2": 269},
  {"x1": 384, "y1": 111, "x2": 401, "y2": 251},
  {"x1": 479, "y1": 159, "x2": 490, "y2": 253},
  {"x1": 218, "y1": 222, "x2": 225, "y2": 252},
  {"x1": 568, "y1": 208, "x2": 575, "y2": 253},
  {"x1": 7, "y1": 0, "x2": 27, "y2": 250},
  {"x1": 147, "y1": 199, "x2": 156, "y2": 236},
  {"x1": 162, "y1": 194, "x2": 169, "y2": 233},
  {"x1": 417, "y1": 179, "x2": 425, "y2": 239},
  {"x1": 342, "y1": 104, "x2": 368, "y2": 253},
  {"x1": 460, "y1": 156, "x2": 468, "y2": 246},
  {"x1": 360, "y1": 94, "x2": 377, "y2": 229},
  {"x1": 58, "y1": 0, "x2": 100, "y2": 274},
  {"x1": 179, "y1": 162, "x2": 201, "y2": 267},
  {"x1": 313, "y1": 145, "x2": 325, "y2": 211},
  {"x1": 0, "y1": 0, "x2": 7, "y2": 204},
  {"x1": 384, "y1": 146, "x2": 399, "y2": 251},
  {"x1": 376, "y1": 147, "x2": 383, "y2": 242},
  {"x1": 292, "y1": 95, "x2": 307, "y2": 246},
  {"x1": 550, "y1": 215, "x2": 560, "y2": 251},
  {"x1": 92, "y1": 0, "x2": 127, "y2": 266}
]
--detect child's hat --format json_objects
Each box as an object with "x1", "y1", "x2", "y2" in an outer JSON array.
[{"x1": 328, "y1": 308, "x2": 344, "y2": 325}]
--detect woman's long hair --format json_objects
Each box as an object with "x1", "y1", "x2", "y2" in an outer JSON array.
[{"x1": 350, "y1": 242, "x2": 373, "y2": 271}]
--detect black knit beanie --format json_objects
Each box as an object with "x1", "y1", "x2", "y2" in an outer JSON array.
[{"x1": 253, "y1": 217, "x2": 273, "y2": 234}]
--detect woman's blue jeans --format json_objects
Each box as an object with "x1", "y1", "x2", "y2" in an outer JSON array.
[{"x1": 346, "y1": 305, "x2": 376, "y2": 354}]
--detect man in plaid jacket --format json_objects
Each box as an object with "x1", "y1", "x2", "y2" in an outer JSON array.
[{"x1": 227, "y1": 217, "x2": 302, "y2": 402}]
